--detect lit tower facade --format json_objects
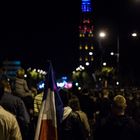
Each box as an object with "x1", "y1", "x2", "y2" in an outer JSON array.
[{"x1": 79, "y1": 0, "x2": 96, "y2": 69}]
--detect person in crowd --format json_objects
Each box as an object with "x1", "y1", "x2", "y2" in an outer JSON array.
[
  {"x1": 94, "y1": 94, "x2": 140, "y2": 140},
  {"x1": 68, "y1": 95, "x2": 91, "y2": 139},
  {"x1": 14, "y1": 67, "x2": 32, "y2": 98},
  {"x1": 0, "y1": 82, "x2": 22, "y2": 140},
  {"x1": 33, "y1": 88, "x2": 44, "y2": 126},
  {"x1": 59, "y1": 89, "x2": 87, "y2": 140},
  {"x1": 14, "y1": 68, "x2": 34, "y2": 121},
  {"x1": 97, "y1": 88, "x2": 112, "y2": 119},
  {"x1": 0, "y1": 79, "x2": 30, "y2": 140}
]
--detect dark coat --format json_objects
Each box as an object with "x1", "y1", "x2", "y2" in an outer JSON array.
[
  {"x1": 60, "y1": 111, "x2": 86, "y2": 140},
  {"x1": 94, "y1": 114, "x2": 140, "y2": 140}
]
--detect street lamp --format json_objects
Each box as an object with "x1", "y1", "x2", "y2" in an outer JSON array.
[
  {"x1": 99, "y1": 31, "x2": 107, "y2": 39},
  {"x1": 98, "y1": 31, "x2": 107, "y2": 69},
  {"x1": 131, "y1": 32, "x2": 137, "y2": 37}
]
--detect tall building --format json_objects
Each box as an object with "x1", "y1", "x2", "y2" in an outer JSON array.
[{"x1": 79, "y1": 0, "x2": 97, "y2": 70}]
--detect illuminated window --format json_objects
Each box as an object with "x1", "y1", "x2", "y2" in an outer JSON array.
[
  {"x1": 85, "y1": 57, "x2": 88, "y2": 61},
  {"x1": 91, "y1": 46, "x2": 94, "y2": 50},
  {"x1": 80, "y1": 34, "x2": 82, "y2": 37},
  {"x1": 79, "y1": 46, "x2": 82, "y2": 50},
  {"x1": 79, "y1": 57, "x2": 82, "y2": 61},
  {"x1": 81, "y1": 0, "x2": 92, "y2": 12},
  {"x1": 89, "y1": 52, "x2": 93, "y2": 55},
  {"x1": 85, "y1": 45, "x2": 88, "y2": 50},
  {"x1": 91, "y1": 57, "x2": 94, "y2": 61}
]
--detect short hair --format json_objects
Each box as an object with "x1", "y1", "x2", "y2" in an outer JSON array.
[
  {"x1": 113, "y1": 95, "x2": 127, "y2": 110},
  {"x1": 68, "y1": 95, "x2": 80, "y2": 111},
  {"x1": 16, "y1": 68, "x2": 25, "y2": 78}
]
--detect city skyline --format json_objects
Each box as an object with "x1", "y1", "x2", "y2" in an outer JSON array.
[{"x1": 0, "y1": 0, "x2": 140, "y2": 82}]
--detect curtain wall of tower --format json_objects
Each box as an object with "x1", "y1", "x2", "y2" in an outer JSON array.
[{"x1": 79, "y1": 0, "x2": 98, "y2": 70}]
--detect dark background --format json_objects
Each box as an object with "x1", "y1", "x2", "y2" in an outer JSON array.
[{"x1": 0, "y1": 0, "x2": 140, "y2": 82}]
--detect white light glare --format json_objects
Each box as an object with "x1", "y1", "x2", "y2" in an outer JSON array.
[
  {"x1": 85, "y1": 62, "x2": 90, "y2": 66},
  {"x1": 103, "y1": 62, "x2": 107, "y2": 66},
  {"x1": 116, "y1": 81, "x2": 119, "y2": 85},
  {"x1": 132, "y1": 33, "x2": 137, "y2": 37},
  {"x1": 99, "y1": 32, "x2": 106, "y2": 38},
  {"x1": 110, "y1": 52, "x2": 114, "y2": 56},
  {"x1": 89, "y1": 52, "x2": 93, "y2": 55}
]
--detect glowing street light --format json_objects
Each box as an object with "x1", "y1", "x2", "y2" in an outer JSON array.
[
  {"x1": 99, "y1": 31, "x2": 106, "y2": 38},
  {"x1": 131, "y1": 32, "x2": 138, "y2": 37}
]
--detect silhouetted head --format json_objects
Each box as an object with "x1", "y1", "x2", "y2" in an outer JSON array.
[
  {"x1": 112, "y1": 95, "x2": 127, "y2": 115},
  {"x1": 16, "y1": 68, "x2": 25, "y2": 78}
]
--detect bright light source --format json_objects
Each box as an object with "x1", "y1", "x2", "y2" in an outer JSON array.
[
  {"x1": 102, "y1": 62, "x2": 107, "y2": 66},
  {"x1": 116, "y1": 81, "x2": 119, "y2": 85},
  {"x1": 131, "y1": 32, "x2": 137, "y2": 37},
  {"x1": 78, "y1": 87, "x2": 81, "y2": 90},
  {"x1": 75, "y1": 82, "x2": 79, "y2": 86},
  {"x1": 85, "y1": 62, "x2": 90, "y2": 66},
  {"x1": 89, "y1": 52, "x2": 93, "y2": 55},
  {"x1": 110, "y1": 52, "x2": 114, "y2": 56},
  {"x1": 99, "y1": 32, "x2": 106, "y2": 38},
  {"x1": 72, "y1": 71, "x2": 76, "y2": 74}
]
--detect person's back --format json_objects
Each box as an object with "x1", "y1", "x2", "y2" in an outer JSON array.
[
  {"x1": 0, "y1": 106, "x2": 22, "y2": 140},
  {"x1": 59, "y1": 89, "x2": 86, "y2": 140},
  {"x1": 14, "y1": 68, "x2": 31, "y2": 98},
  {"x1": 94, "y1": 95, "x2": 140, "y2": 140},
  {"x1": 68, "y1": 95, "x2": 90, "y2": 139},
  {"x1": 61, "y1": 106, "x2": 86, "y2": 140},
  {"x1": 0, "y1": 81, "x2": 22, "y2": 140}
]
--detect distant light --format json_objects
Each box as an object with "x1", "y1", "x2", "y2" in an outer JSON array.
[
  {"x1": 78, "y1": 87, "x2": 81, "y2": 90},
  {"x1": 110, "y1": 52, "x2": 114, "y2": 56},
  {"x1": 72, "y1": 71, "x2": 76, "y2": 74},
  {"x1": 24, "y1": 74, "x2": 27, "y2": 78},
  {"x1": 99, "y1": 32, "x2": 106, "y2": 38},
  {"x1": 85, "y1": 62, "x2": 90, "y2": 66},
  {"x1": 89, "y1": 52, "x2": 93, "y2": 55},
  {"x1": 85, "y1": 45, "x2": 88, "y2": 50},
  {"x1": 131, "y1": 32, "x2": 137, "y2": 37},
  {"x1": 62, "y1": 76, "x2": 67, "y2": 80},
  {"x1": 103, "y1": 62, "x2": 107, "y2": 66},
  {"x1": 116, "y1": 81, "x2": 119, "y2": 85},
  {"x1": 99, "y1": 78, "x2": 102, "y2": 81},
  {"x1": 64, "y1": 83, "x2": 72, "y2": 89},
  {"x1": 75, "y1": 82, "x2": 79, "y2": 86},
  {"x1": 81, "y1": 0, "x2": 92, "y2": 12}
]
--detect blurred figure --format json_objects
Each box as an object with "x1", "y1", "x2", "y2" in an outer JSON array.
[
  {"x1": 14, "y1": 68, "x2": 34, "y2": 121},
  {"x1": 0, "y1": 82, "x2": 22, "y2": 140},
  {"x1": 94, "y1": 95, "x2": 140, "y2": 140},
  {"x1": 14, "y1": 68, "x2": 32, "y2": 98},
  {"x1": 68, "y1": 95, "x2": 90, "y2": 139},
  {"x1": 0, "y1": 79, "x2": 30, "y2": 140},
  {"x1": 59, "y1": 89, "x2": 86, "y2": 140},
  {"x1": 33, "y1": 88, "x2": 44, "y2": 125}
]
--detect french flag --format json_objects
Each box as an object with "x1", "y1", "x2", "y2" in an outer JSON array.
[{"x1": 34, "y1": 62, "x2": 63, "y2": 140}]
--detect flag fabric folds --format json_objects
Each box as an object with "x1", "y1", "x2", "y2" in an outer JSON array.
[{"x1": 34, "y1": 62, "x2": 63, "y2": 140}]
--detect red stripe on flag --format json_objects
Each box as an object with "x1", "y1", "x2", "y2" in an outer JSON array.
[{"x1": 39, "y1": 120, "x2": 58, "y2": 140}]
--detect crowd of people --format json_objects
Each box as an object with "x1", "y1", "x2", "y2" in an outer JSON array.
[{"x1": 0, "y1": 67, "x2": 140, "y2": 140}]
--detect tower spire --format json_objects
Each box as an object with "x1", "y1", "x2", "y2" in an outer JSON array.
[
  {"x1": 81, "y1": 0, "x2": 92, "y2": 13},
  {"x1": 78, "y1": 0, "x2": 96, "y2": 69}
]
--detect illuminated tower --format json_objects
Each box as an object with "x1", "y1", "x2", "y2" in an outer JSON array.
[{"x1": 79, "y1": 0, "x2": 96, "y2": 69}]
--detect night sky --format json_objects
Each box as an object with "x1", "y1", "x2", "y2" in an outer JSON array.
[{"x1": 0, "y1": 0, "x2": 140, "y2": 82}]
